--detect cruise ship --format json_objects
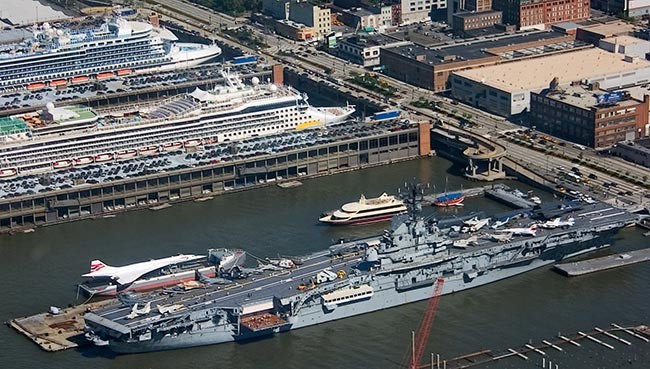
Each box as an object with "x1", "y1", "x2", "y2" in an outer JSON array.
[
  {"x1": 0, "y1": 18, "x2": 221, "y2": 91},
  {"x1": 0, "y1": 71, "x2": 355, "y2": 176},
  {"x1": 319, "y1": 193, "x2": 408, "y2": 225},
  {"x1": 83, "y1": 200, "x2": 637, "y2": 353}
]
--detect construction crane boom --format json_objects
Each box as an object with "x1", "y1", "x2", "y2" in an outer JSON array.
[{"x1": 409, "y1": 278, "x2": 445, "y2": 369}]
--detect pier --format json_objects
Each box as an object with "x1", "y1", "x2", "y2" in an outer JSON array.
[
  {"x1": 0, "y1": 123, "x2": 423, "y2": 233},
  {"x1": 8, "y1": 300, "x2": 114, "y2": 352},
  {"x1": 553, "y1": 248, "x2": 650, "y2": 276},
  {"x1": 420, "y1": 323, "x2": 650, "y2": 369}
]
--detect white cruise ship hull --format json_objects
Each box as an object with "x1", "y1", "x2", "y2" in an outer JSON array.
[{"x1": 0, "y1": 73, "x2": 355, "y2": 175}]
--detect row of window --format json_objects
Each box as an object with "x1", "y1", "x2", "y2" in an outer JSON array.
[{"x1": 324, "y1": 290, "x2": 372, "y2": 304}]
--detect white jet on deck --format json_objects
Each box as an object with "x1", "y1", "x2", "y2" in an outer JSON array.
[
  {"x1": 494, "y1": 224, "x2": 538, "y2": 236},
  {"x1": 462, "y1": 217, "x2": 490, "y2": 232},
  {"x1": 82, "y1": 254, "x2": 204, "y2": 285},
  {"x1": 540, "y1": 217, "x2": 575, "y2": 229}
]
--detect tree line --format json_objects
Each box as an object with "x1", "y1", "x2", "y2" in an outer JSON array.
[{"x1": 191, "y1": 0, "x2": 262, "y2": 17}]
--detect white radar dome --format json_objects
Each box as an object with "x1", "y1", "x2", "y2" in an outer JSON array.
[
  {"x1": 269, "y1": 84, "x2": 278, "y2": 92},
  {"x1": 365, "y1": 247, "x2": 379, "y2": 263},
  {"x1": 46, "y1": 102, "x2": 55, "y2": 111},
  {"x1": 251, "y1": 77, "x2": 260, "y2": 85}
]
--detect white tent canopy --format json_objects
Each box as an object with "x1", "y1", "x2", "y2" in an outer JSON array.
[{"x1": 189, "y1": 87, "x2": 217, "y2": 102}]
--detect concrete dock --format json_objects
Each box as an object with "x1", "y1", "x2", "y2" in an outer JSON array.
[
  {"x1": 9, "y1": 300, "x2": 114, "y2": 352},
  {"x1": 554, "y1": 248, "x2": 650, "y2": 277}
]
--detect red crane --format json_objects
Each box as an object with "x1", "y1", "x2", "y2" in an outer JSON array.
[{"x1": 404, "y1": 278, "x2": 445, "y2": 369}]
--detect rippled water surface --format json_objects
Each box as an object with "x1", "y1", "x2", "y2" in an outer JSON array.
[{"x1": 1, "y1": 157, "x2": 648, "y2": 369}]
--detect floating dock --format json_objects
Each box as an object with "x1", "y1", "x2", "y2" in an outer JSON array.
[
  {"x1": 8, "y1": 300, "x2": 114, "y2": 352},
  {"x1": 149, "y1": 203, "x2": 172, "y2": 211},
  {"x1": 277, "y1": 180, "x2": 303, "y2": 189},
  {"x1": 553, "y1": 248, "x2": 650, "y2": 277}
]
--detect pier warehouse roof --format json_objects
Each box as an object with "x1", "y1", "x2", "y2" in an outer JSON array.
[
  {"x1": 0, "y1": 0, "x2": 70, "y2": 27},
  {"x1": 380, "y1": 30, "x2": 587, "y2": 91},
  {"x1": 450, "y1": 48, "x2": 650, "y2": 117}
]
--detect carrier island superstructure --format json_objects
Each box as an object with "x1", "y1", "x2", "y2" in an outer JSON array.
[{"x1": 84, "y1": 201, "x2": 637, "y2": 353}]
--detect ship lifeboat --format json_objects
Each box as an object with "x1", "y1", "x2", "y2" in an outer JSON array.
[
  {"x1": 27, "y1": 82, "x2": 46, "y2": 90},
  {"x1": 183, "y1": 139, "x2": 203, "y2": 148},
  {"x1": 95, "y1": 153, "x2": 114, "y2": 163},
  {"x1": 97, "y1": 72, "x2": 114, "y2": 80},
  {"x1": 71, "y1": 75, "x2": 89, "y2": 84},
  {"x1": 0, "y1": 168, "x2": 18, "y2": 178},
  {"x1": 117, "y1": 68, "x2": 133, "y2": 76},
  {"x1": 162, "y1": 142, "x2": 183, "y2": 151},
  {"x1": 73, "y1": 156, "x2": 94, "y2": 166},
  {"x1": 115, "y1": 149, "x2": 137, "y2": 159},
  {"x1": 50, "y1": 79, "x2": 67, "y2": 87},
  {"x1": 53, "y1": 160, "x2": 73, "y2": 169},
  {"x1": 138, "y1": 146, "x2": 159, "y2": 156}
]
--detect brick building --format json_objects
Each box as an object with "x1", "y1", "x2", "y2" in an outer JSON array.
[
  {"x1": 530, "y1": 83, "x2": 649, "y2": 148},
  {"x1": 492, "y1": 0, "x2": 590, "y2": 30},
  {"x1": 452, "y1": 10, "x2": 503, "y2": 37},
  {"x1": 381, "y1": 31, "x2": 582, "y2": 91},
  {"x1": 465, "y1": 0, "x2": 493, "y2": 11}
]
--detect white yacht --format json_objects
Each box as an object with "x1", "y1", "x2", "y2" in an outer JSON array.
[{"x1": 319, "y1": 193, "x2": 407, "y2": 225}]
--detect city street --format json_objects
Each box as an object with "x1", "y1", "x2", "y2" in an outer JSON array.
[{"x1": 145, "y1": 0, "x2": 650, "y2": 209}]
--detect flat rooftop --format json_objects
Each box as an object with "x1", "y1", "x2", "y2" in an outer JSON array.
[
  {"x1": 0, "y1": 0, "x2": 71, "y2": 27},
  {"x1": 385, "y1": 30, "x2": 578, "y2": 66},
  {"x1": 340, "y1": 33, "x2": 405, "y2": 48},
  {"x1": 619, "y1": 83, "x2": 650, "y2": 101},
  {"x1": 454, "y1": 48, "x2": 650, "y2": 93},
  {"x1": 578, "y1": 21, "x2": 637, "y2": 38},
  {"x1": 386, "y1": 24, "x2": 452, "y2": 47},
  {"x1": 601, "y1": 35, "x2": 648, "y2": 46},
  {"x1": 341, "y1": 7, "x2": 375, "y2": 17},
  {"x1": 277, "y1": 19, "x2": 310, "y2": 29},
  {"x1": 453, "y1": 10, "x2": 502, "y2": 19},
  {"x1": 462, "y1": 26, "x2": 512, "y2": 39},
  {"x1": 615, "y1": 138, "x2": 650, "y2": 153},
  {"x1": 537, "y1": 85, "x2": 640, "y2": 110}
]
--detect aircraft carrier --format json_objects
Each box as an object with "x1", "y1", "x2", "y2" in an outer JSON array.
[{"x1": 83, "y1": 201, "x2": 638, "y2": 353}]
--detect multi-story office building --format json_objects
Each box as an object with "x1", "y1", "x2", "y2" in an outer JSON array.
[
  {"x1": 262, "y1": 0, "x2": 331, "y2": 40},
  {"x1": 400, "y1": 0, "x2": 446, "y2": 24},
  {"x1": 452, "y1": 10, "x2": 503, "y2": 36},
  {"x1": 530, "y1": 83, "x2": 649, "y2": 148}
]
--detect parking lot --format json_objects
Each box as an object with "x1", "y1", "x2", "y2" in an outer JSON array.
[
  {"x1": 0, "y1": 63, "x2": 260, "y2": 112},
  {"x1": 0, "y1": 118, "x2": 416, "y2": 199}
]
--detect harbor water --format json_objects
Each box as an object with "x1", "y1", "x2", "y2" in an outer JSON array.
[{"x1": 1, "y1": 157, "x2": 649, "y2": 369}]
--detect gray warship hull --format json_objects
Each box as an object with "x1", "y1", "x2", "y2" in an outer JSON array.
[{"x1": 85, "y1": 202, "x2": 635, "y2": 354}]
